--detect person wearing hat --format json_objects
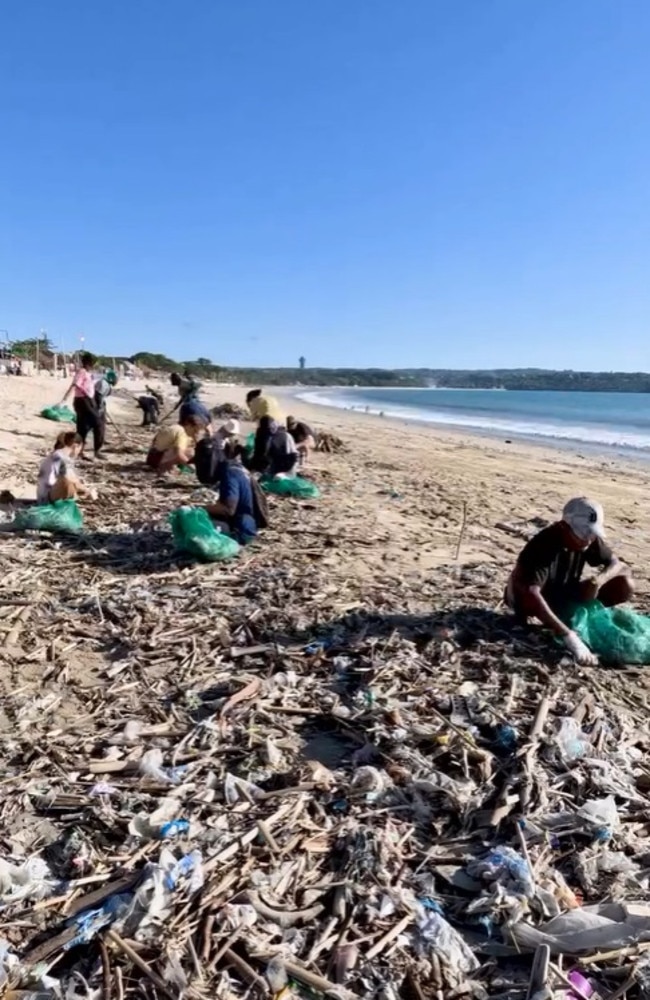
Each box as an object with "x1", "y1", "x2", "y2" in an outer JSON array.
[{"x1": 505, "y1": 497, "x2": 633, "y2": 665}]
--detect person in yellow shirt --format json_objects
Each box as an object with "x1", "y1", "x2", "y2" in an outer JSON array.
[
  {"x1": 246, "y1": 389, "x2": 284, "y2": 472},
  {"x1": 146, "y1": 415, "x2": 206, "y2": 473},
  {"x1": 246, "y1": 388, "x2": 283, "y2": 422}
]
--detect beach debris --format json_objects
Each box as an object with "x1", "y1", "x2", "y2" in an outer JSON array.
[{"x1": 0, "y1": 412, "x2": 649, "y2": 999}]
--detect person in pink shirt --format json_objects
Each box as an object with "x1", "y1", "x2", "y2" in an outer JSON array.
[{"x1": 61, "y1": 352, "x2": 103, "y2": 460}]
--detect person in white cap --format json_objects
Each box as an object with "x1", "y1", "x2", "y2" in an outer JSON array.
[{"x1": 506, "y1": 497, "x2": 633, "y2": 665}]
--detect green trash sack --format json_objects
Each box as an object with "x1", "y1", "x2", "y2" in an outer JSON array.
[
  {"x1": 245, "y1": 432, "x2": 255, "y2": 456},
  {"x1": 260, "y1": 475, "x2": 321, "y2": 499},
  {"x1": 570, "y1": 600, "x2": 650, "y2": 665},
  {"x1": 40, "y1": 404, "x2": 76, "y2": 422},
  {"x1": 14, "y1": 499, "x2": 84, "y2": 534},
  {"x1": 169, "y1": 506, "x2": 240, "y2": 562}
]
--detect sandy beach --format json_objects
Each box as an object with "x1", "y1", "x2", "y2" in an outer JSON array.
[
  {"x1": 2, "y1": 374, "x2": 649, "y2": 595},
  {"x1": 2, "y1": 373, "x2": 650, "y2": 995}
]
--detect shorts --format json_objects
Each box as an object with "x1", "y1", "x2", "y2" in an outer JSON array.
[{"x1": 146, "y1": 448, "x2": 164, "y2": 470}]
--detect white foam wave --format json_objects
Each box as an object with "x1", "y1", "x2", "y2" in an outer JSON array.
[{"x1": 297, "y1": 390, "x2": 650, "y2": 452}]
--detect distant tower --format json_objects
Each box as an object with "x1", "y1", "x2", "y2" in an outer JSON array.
[{"x1": 299, "y1": 355, "x2": 306, "y2": 370}]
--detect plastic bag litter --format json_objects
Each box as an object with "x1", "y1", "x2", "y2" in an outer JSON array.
[
  {"x1": 555, "y1": 717, "x2": 592, "y2": 761},
  {"x1": 245, "y1": 431, "x2": 255, "y2": 455},
  {"x1": 260, "y1": 475, "x2": 321, "y2": 499},
  {"x1": 139, "y1": 748, "x2": 188, "y2": 785},
  {"x1": 40, "y1": 404, "x2": 75, "y2": 422},
  {"x1": 505, "y1": 900, "x2": 650, "y2": 954},
  {"x1": 571, "y1": 600, "x2": 650, "y2": 664},
  {"x1": 169, "y1": 506, "x2": 240, "y2": 562},
  {"x1": 415, "y1": 909, "x2": 479, "y2": 973},
  {"x1": 14, "y1": 499, "x2": 83, "y2": 534},
  {"x1": 467, "y1": 847, "x2": 535, "y2": 898},
  {"x1": 576, "y1": 795, "x2": 619, "y2": 841},
  {"x1": 0, "y1": 856, "x2": 55, "y2": 904}
]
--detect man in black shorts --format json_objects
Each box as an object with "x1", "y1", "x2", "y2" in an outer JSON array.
[{"x1": 506, "y1": 497, "x2": 633, "y2": 665}]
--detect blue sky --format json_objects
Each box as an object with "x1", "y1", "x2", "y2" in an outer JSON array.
[{"x1": 1, "y1": 0, "x2": 650, "y2": 370}]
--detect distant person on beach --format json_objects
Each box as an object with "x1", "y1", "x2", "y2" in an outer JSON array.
[
  {"x1": 137, "y1": 394, "x2": 160, "y2": 426},
  {"x1": 36, "y1": 432, "x2": 96, "y2": 504},
  {"x1": 61, "y1": 352, "x2": 103, "y2": 461},
  {"x1": 506, "y1": 497, "x2": 633, "y2": 665},
  {"x1": 204, "y1": 454, "x2": 267, "y2": 544},
  {"x1": 146, "y1": 414, "x2": 206, "y2": 473},
  {"x1": 168, "y1": 372, "x2": 211, "y2": 425},
  {"x1": 287, "y1": 416, "x2": 315, "y2": 466},
  {"x1": 246, "y1": 389, "x2": 283, "y2": 471}
]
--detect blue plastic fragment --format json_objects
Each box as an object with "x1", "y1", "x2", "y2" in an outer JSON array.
[{"x1": 158, "y1": 819, "x2": 190, "y2": 839}]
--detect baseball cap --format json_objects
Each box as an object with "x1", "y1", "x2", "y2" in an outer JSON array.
[
  {"x1": 222, "y1": 419, "x2": 240, "y2": 436},
  {"x1": 562, "y1": 497, "x2": 605, "y2": 541}
]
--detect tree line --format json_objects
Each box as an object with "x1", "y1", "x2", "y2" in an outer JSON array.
[{"x1": 6, "y1": 339, "x2": 650, "y2": 392}]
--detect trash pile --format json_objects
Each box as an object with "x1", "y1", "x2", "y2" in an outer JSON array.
[
  {"x1": 211, "y1": 401, "x2": 251, "y2": 421},
  {"x1": 1, "y1": 421, "x2": 650, "y2": 998}
]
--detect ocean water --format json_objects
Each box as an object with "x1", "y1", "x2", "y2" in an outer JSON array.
[{"x1": 298, "y1": 387, "x2": 650, "y2": 454}]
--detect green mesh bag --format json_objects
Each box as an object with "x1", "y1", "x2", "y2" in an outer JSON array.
[
  {"x1": 15, "y1": 499, "x2": 83, "y2": 534},
  {"x1": 260, "y1": 475, "x2": 321, "y2": 499},
  {"x1": 40, "y1": 405, "x2": 76, "y2": 422},
  {"x1": 570, "y1": 600, "x2": 650, "y2": 665},
  {"x1": 169, "y1": 506, "x2": 240, "y2": 562}
]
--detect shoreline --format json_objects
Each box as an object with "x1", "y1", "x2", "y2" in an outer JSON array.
[{"x1": 271, "y1": 385, "x2": 650, "y2": 470}]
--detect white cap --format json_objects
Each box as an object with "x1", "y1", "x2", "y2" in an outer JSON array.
[
  {"x1": 221, "y1": 419, "x2": 240, "y2": 436},
  {"x1": 562, "y1": 497, "x2": 605, "y2": 542}
]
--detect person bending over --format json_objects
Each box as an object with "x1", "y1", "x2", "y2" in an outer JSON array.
[
  {"x1": 146, "y1": 415, "x2": 205, "y2": 473},
  {"x1": 204, "y1": 457, "x2": 260, "y2": 544},
  {"x1": 137, "y1": 395, "x2": 160, "y2": 426},
  {"x1": 167, "y1": 372, "x2": 211, "y2": 425},
  {"x1": 287, "y1": 416, "x2": 315, "y2": 466},
  {"x1": 506, "y1": 497, "x2": 633, "y2": 666},
  {"x1": 37, "y1": 432, "x2": 96, "y2": 504}
]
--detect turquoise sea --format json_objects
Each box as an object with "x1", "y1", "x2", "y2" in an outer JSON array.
[{"x1": 298, "y1": 387, "x2": 650, "y2": 454}]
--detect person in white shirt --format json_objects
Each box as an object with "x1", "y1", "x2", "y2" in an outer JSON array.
[{"x1": 36, "y1": 432, "x2": 95, "y2": 504}]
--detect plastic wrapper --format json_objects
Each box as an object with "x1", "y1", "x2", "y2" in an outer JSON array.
[
  {"x1": 169, "y1": 506, "x2": 240, "y2": 562},
  {"x1": 139, "y1": 748, "x2": 187, "y2": 785},
  {"x1": 260, "y1": 475, "x2": 321, "y2": 499},
  {"x1": 40, "y1": 404, "x2": 75, "y2": 422},
  {"x1": 14, "y1": 499, "x2": 83, "y2": 535}
]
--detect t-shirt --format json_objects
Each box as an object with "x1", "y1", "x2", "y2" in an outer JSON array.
[
  {"x1": 178, "y1": 377, "x2": 201, "y2": 401},
  {"x1": 152, "y1": 424, "x2": 191, "y2": 453},
  {"x1": 516, "y1": 523, "x2": 614, "y2": 605},
  {"x1": 218, "y1": 463, "x2": 257, "y2": 543},
  {"x1": 37, "y1": 450, "x2": 71, "y2": 503},
  {"x1": 288, "y1": 421, "x2": 314, "y2": 444},
  {"x1": 268, "y1": 427, "x2": 298, "y2": 459},
  {"x1": 249, "y1": 394, "x2": 283, "y2": 422},
  {"x1": 73, "y1": 368, "x2": 95, "y2": 399},
  {"x1": 94, "y1": 376, "x2": 112, "y2": 410}
]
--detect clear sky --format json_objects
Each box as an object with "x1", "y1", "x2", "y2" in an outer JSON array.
[{"x1": 1, "y1": 0, "x2": 650, "y2": 370}]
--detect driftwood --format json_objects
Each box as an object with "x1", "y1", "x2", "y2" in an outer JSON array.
[{"x1": 0, "y1": 412, "x2": 649, "y2": 999}]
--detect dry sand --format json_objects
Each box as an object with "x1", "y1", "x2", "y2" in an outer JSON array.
[{"x1": 1, "y1": 372, "x2": 649, "y2": 596}]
